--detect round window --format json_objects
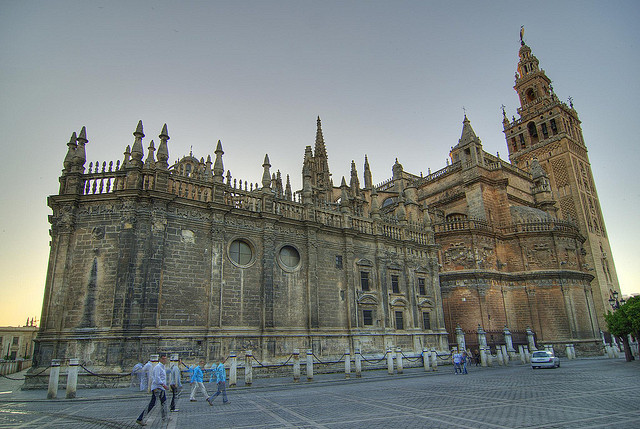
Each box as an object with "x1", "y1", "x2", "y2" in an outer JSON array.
[
  {"x1": 279, "y1": 245, "x2": 300, "y2": 269},
  {"x1": 229, "y1": 239, "x2": 253, "y2": 266}
]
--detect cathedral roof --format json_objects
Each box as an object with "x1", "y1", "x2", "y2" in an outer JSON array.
[{"x1": 509, "y1": 205, "x2": 553, "y2": 223}]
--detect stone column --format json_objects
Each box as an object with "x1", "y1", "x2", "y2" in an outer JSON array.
[
  {"x1": 386, "y1": 348, "x2": 394, "y2": 375},
  {"x1": 503, "y1": 326, "x2": 516, "y2": 357},
  {"x1": 396, "y1": 348, "x2": 403, "y2": 374},
  {"x1": 526, "y1": 327, "x2": 537, "y2": 351},
  {"x1": 430, "y1": 348, "x2": 438, "y2": 370},
  {"x1": 422, "y1": 348, "x2": 430, "y2": 371},
  {"x1": 47, "y1": 359, "x2": 61, "y2": 399},
  {"x1": 229, "y1": 352, "x2": 237, "y2": 387},
  {"x1": 496, "y1": 348, "x2": 504, "y2": 366},
  {"x1": 565, "y1": 344, "x2": 573, "y2": 360},
  {"x1": 306, "y1": 349, "x2": 313, "y2": 381},
  {"x1": 292, "y1": 349, "x2": 300, "y2": 382},
  {"x1": 501, "y1": 345, "x2": 509, "y2": 365},
  {"x1": 570, "y1": 344, "x2": 577, "y2": 359},
  {"x1": 245, "y1": 350, "x2": 253, "y2": 386},
  {"x1": 355, "y1": 349, "x2": 362, "y2": 378},
  {"x1": 344, "y1": 349, "x2": 351, "y2": 379},
  {"x1": 65, "y1": 358, "x2": 79, "y2": 399},
  {"x1": 455, "y1": 325, "x2": 466, "y2": 352}
]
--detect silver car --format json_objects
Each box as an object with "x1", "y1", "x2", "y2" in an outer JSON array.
[{"x1": 531, "y1": 350, "x2": 560, "y2": 369}]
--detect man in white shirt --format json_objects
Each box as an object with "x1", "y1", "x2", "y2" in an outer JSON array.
[
  {"x1": 136, "y1": 354, "x2": 169, "y2": 426},
  {"x1": 167, "y1": 354, "x2": 183, "y2": 412}
]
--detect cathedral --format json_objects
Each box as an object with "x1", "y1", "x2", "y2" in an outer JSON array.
[{"x1": 33, "y1": 35, "x2": 620, "y2": 369}]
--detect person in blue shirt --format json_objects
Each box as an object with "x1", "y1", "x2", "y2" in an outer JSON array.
[
  {"x1": 207, "y1": 362, "x2": 230, "y2": 405},
  {"x1": 189, "y1": 360, "x2": 209, "y2": 402}
]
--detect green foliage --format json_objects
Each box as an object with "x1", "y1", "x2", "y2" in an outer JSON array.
[{"x1": 605, "y1": 296, "x2": 640, "y2": 338}]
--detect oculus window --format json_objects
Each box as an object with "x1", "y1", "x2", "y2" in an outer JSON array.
[
  {"x1": 229, "y1": 239, "x2": 253, "y2": 266},
  {"x1": 279, "y1": 245, "x2": 300, "y2": 269}
]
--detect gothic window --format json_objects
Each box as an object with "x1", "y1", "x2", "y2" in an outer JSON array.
[
  {"x1": 526, "y1": 88, "x2": 536, "y2": 101},
  {"x1": 422, "y1": 312, "x2": 431, "y2": 330},
  {"x1": 360, "y1": 271, "x2": 370, "y2": 291},
  {"x1": 418, "y1": 277, "x2": 426, "y2": 295},
  {"x1": 279, "y1": 245, "x2": 300, "y2": 269},
  {"x1": 519, "y1": 134, "x2": 526, "y2": 149},
  {"x1": 363, "y1": 309, "x2": 373, "y2": 326},
  {"x1": 229, "y1": 239, "x2": 253, "y2": 267},
  {"x1": 541, "y1": 123, "x2": 548, "y2": 139},
  {"x1": 395, "y1": 311, "x2": 404, "y2": 330},
  {"x1": 550, "y1": 119, "x2": 558, "y2": 135},
  {"x1": 527, "y1": 122, "x2": 539, "y2": 144},
  {"x1": 391, "y1": 274, "x2": 400, "y2": 293}
]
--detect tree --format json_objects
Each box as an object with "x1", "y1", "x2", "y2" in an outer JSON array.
[{"x1": 605, "y1": 295, "x2": 640, "y2": 362}]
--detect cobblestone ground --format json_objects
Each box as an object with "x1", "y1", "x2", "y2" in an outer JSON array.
[{"x1": 0, "y1": 357, "x2": 638, "y2": 428}]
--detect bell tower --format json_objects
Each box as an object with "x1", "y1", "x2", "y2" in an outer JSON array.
[{"x1": 502, "y1": 30, "x2": 620, "y2": 330}]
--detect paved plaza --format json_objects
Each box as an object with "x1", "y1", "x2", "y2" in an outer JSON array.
[{"x1": 0, "y1": 357, "x2": 638, "y2": 428}]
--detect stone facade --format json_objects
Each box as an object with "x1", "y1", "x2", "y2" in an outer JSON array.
[{"x1": 33, "y1": 36, "x2": 619, "y2": 370}]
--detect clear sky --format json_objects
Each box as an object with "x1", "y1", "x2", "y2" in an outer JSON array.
[{"x1": 1, "y1": 1, "x2": 638, "y2": 326}]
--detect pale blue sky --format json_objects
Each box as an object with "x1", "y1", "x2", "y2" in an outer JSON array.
[{"x1": 1, "y1": 0, "x2": 638, "y2": 325}]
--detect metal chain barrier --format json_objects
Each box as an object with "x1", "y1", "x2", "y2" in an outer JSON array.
[
  {"x1": 78, "y1": 363, "x2": 130, "y2": 380},
  {"x1": 435, "y1": 351, "x2": 453, "y2": 360},
  {"x1": 400, "y1": 351, "x2": 423, "y2": 362},
  {"x1": 0, "y1": 364, "x2": 52, "y2": 381},
  {"x1": 360, "y1": 350, "x2": 389, "y2": 364},
  {"x1": 312, "y1": 352, "x2": 345, "y2": 365}
]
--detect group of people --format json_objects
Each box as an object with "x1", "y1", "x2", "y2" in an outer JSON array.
[
  {"x1": 133, "y1": 355, "x2": 229, "y2": 427},
  {"x1": 451, "y1": 350, "x2": 470, "y2": 374}
]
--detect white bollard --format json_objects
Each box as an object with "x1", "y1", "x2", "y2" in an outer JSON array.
[
  {"x1": 565, "y1": 344, "x2": 573, "y2": 360},
  {"x1": 519, "y1": 345, "x2": 526, "y2": 364},
  {"x1": 229, "y1": 352, "x2": 237, "y2": 387},
  {"x1": 293, "y1": 349, "x2": 300, "y2": 382},
  {"x1": 245, "y1": 350, "x2": 253, "y2": 386},
  {"x1": 306, "y1": 349, "x2": 314, "y2": 381},
  {"x1": 480, "y1": 347, "x2": 487, "y2": 367},
  {"x1": 47, "y1": 359, "x2": 61, "y2": 399},
  {"x1": 422, "y1": 348, "x2": 430, "y2": 371},
  {"x1": 570, "y1": 344, "x2": 577, "y2": 359},
  {"x1": 501, "y1": 345, "x2": 509, "y2": 365},
  {"x1": 396, "y1": 348, "x2": 403, "y2": 374},
  {"x1": 66, "y1": 358, "x2": 79, "y2": 399},
  {"x1": 496, "y1": 348, "x2": 504, "y2": 366},
  {"x1": 386, "y1": 348, "x2": 394, "y2": 375},
  {"x1": 355, "y1": 349, "x2": 362, "y2": 378},
  {"x1": 344, "y1": 349, "x2": 351, "y2": 379}
]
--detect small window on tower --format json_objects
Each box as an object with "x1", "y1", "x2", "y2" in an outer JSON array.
[
  {"x1": 391, "y1": 275, "x2": 400, "y2": 293},
  {"x1": 363, "y1": 310, "x2": 373, "y2": 326},
  {"x1": 418, "y1": 278, "x2": 426, "y2": 295},
  {"x1": 360, "y1": 271, "x2": 370, "y2": 291},
  {"x1": 541, "y1": 123, "x2": 549, "y2": 139},
  {"x1": 335, "y1": 255, "x2": 343, "y2": 270},
  {"x1": 550, "y1": 119, "x2": 558, "y2": 135},
  {"x1": 395, "y1": 311, "x2": 404, "y2": 330}
]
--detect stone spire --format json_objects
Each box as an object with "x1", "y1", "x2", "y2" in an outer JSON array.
[
  {"x1": 130, "y1": 120, "x2": 144, "y2": 167},
  {"x1": 213, "y1": 140, "x2": 224, "y2": 183},
  {"x1": 157, "y1": 124, "x2": 170, "y2": 169},
  {"x1": 205, "y1": 155, "x2": 213, "y2": 180},
  {"x1": 63, "y1": 132, "x2": 77, "y2": 172},
  {"x1": 458, "y1": 115, "x2": 481, "y2": 147},
  {"x1": 315, "y1": 116, "x2": 327, "y2": 160},
  {"x1": 262, "y1": 154, "x2": 271, "y2": 190},
  {"x1": 350, "y1": 160, "x2": 360, "y2": 196},
  {"x1": 74, "y1": 126, "x2": 88, "y2": 172},
  {"x1": 285, "y1": 174, "x2": 292, "y2": 201},
  {"x1": 363, "y1": 155, "x2": 372, "y2": 189},
  {"x1": 340, "y1": 177, "x2": 350, "y2": 213}
]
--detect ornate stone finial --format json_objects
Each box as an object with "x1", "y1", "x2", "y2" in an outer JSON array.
[
  {"x1": 370, "y1": 186, "x2": 380, "y2": 219},
  {"x1": 363, "y1": 155, "x2": 372, "y2": 189},
  {"x1": 144, "y1": 140, "x2": 156, "y2": 168},
  {"x1": 205, "y1": 155, "x2": 213, "y2": 179},
  {"x1": 131, "y1": 120, "x2": 144, "y2": 164},
  {"x1": 340, "y1": 177, "x2": 350, "y2": 212},
  {"x1": 261, "y1": 154, "x2": 271, "y2": 189},
  {"x1": 63, "y1": 132, "x2": 78, "y2": 172},
  {"x1": 314, "y1": 116, "x2": 327, "y2": 159},
  {"x1": 213, "y1": 140, "x2": 224, "y2": 182},
  {"x1": 350, "y1": 160, "x2": 360, "y2": 196},
  {"x1": 520, "y1": 25, "x2": 525, "y2": 46},
  {"x1": 73, "y1": 126, "x2": 88, "y2": 171},
  {"x1": 157, "y1": 124, "x2": 170, "y2": 169}
]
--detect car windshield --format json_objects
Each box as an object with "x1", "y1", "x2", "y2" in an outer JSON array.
[{"x1": 532, "y1": 352, "x2": 549, "y2": 357}]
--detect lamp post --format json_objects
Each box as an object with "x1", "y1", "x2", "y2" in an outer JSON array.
[{"x1": 608, "y1": 290, "x2": 634, "y2": 362}]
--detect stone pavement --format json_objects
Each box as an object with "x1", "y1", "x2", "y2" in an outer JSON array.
[{"x1": 0, "y1": 357, "x2": 638, "y2": 428}]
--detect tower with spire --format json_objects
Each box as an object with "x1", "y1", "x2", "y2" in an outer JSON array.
[{"x1": 502, "y1": 31, "x2": 620, "y2": 329}]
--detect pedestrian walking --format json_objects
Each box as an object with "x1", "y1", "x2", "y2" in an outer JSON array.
[
  {"x1": 452, "y1": 350, "x2": 463, "y2": 374},
  {"x1": 462, "y1": 351, "x2": 469, "y2": 374},
  {"x1": 140, "y1": 360, "x2": 152, "y2": 391},
  {"x1": 189, "y1": 359, "x2": 209, "y2": 402},
  {"x1": 131, "y1": 362, "x2": 143, "y2": 389},
  {"x1": 136, "y1": 354, "x2": 169, "y2": 426},
  {"x1": 167, "y1": 354, "x2": 182, "y2": 412},
  {"x1": 207, "y1": 361, "x2": 230, "y2": 405}
]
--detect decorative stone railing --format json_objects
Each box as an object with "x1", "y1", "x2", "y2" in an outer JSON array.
[{"x1": 433, "y1": 218, "x2": 581, "y2": 237}]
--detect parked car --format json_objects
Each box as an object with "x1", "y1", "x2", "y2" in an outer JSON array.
[{"x1": 531, "y1": 350, "x2": 560, "y2": 369}]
